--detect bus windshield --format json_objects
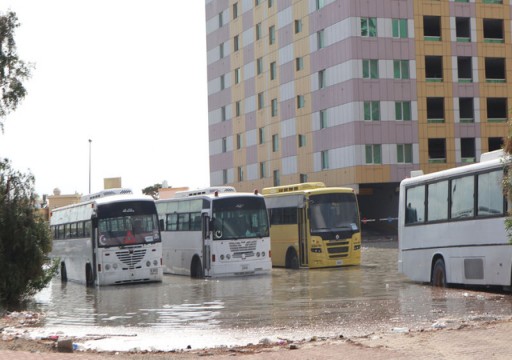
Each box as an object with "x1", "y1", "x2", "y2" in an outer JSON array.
[
  {"x1": 212, "y1": 197, "x2": 269, "y2": 240},
  {"x1": 309, "y1": 193, "x2": 359, "y2": 232}
]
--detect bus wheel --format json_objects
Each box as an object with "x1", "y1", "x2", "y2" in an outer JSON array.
[
  {"x1": 191, "y1": 258, "x2": 203, "y2": 279},
  {"x1": 432, "y1": 258, "x2": 446, "y2": 287},
  {"x1": 60, "y1": 263, "x2": 67, "y2": 282},
  {"x1": 85, "y1": 264, "x2": 94, "y2": 287},
  {"x1": 286, "y1": 249, "x2": 299, "y2": 269}
]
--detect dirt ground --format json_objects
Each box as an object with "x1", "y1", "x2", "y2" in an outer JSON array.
[{"x1": 2, "y1": 311, "x2": 512, "y2": 359}]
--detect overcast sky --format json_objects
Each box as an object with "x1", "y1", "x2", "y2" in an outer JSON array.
[{"x1": 0, "y1": 1, "x2": 210, "y2": 196}]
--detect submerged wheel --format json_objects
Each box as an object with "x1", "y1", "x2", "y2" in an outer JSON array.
[
  {"x1": 85, "y1": 264, "x2": 94, "y2": 287},
  {"x1": 60, "y1": 263, "x2": 67, "y2": 283},
  {"x1": 191, "y1": 258, "x2": 204, "y2": 279},
  {"x1": 286, "y1": 249, "x2": 299, "y2": 269},
  {"x1": 432, "y1": 258, "x2": 446, "y2": 287}
]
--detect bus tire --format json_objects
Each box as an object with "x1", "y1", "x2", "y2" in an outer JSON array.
[
  {"x1": 60, "y1": 262, "x2": 67, "y2": 283},
  {"x1": 286, "y1": 249, "x2": 299, "y2": 269},
  {"x1": 85, "y1": 264, "x2": 94, "y2": 287},
  {"x1": 191, "y1": 258, "x2": 203, "y2": 279},
  {"x1": 432, "y1": 258, "x2": 446, "y2": 287}
]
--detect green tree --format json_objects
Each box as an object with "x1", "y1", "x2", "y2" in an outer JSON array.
[
  {"x1": 0, "y1": 158, "x2": 57, "y2": 309},
  {"x1": 142, "y1": 183, "x2": 163, "y2": 200},
  {"x1": 0, "y1": 11, "x2": 32, "y2": 131}
]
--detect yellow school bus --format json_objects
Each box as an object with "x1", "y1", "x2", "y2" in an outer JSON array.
[{"x1": 262, "y1": 182, "x2": 361, "y2": 269}]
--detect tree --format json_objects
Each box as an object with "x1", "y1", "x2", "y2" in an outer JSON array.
[
  {"x1": 142, "y1": 183, "x2": 163, "y2": 200},
  {"x1": 0, "y1": 158, "x2": 57, "y2": 309},
  {"x1": 503, "y1": 120, "x2": 512, "y2": 242},
  {"x1": 0, "y1": 11, "x2": 32, "y2": 131}
]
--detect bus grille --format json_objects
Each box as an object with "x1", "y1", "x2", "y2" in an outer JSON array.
[
  {"x1": 327, "y1": 246, "x2": 349, "y2": 258},
  {"x1": 230, "y1": 240, "x2": 257, "y2": 256},
  {"x1": 116, "y1": 249, "x2": 146, "y2": 269}
]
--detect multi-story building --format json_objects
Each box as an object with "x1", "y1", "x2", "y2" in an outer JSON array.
[{"x1": 205, "y1": 0, "x2": 510, "y2": 233}]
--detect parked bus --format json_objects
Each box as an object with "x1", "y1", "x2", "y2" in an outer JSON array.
[
  {"x1": 398, "y1": 150, "x2": 512, "y2": 288},
  {"x1": 262, "y1": 182, "x2": 361, "y2": 269},
  {"x1": 156, "y1": 187, "x2": 272, "y2": 278},
  {"x1": 50, "y1": 188, "x2": 163, "y2": 286}
]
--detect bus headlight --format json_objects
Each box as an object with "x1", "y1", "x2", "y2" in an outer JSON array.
[
  {"x1": 220, "y1": 255, "x2": 225, "y2": 260},
  {"x1": 262, "y1": 251, "x2": 265, "y2": 257},
  {"x1": 311, "y1": 248, "x2": 322, "y2": 253},
  {"x1": 153, "y1": 260, "x2": 158, "y2": 266},
  {"x1": 105, "y1": 264, "x2": 111, "y2": 271},
  {"x1": 226, "y1": 254, "x2": 231, "y2": 260},
  {"x1": 146, "y1": 261, "x2": 151, "y2": 267},
  {"x1": 256, "y1": 252, "x2": 260, "y2": 257},
  {"x1": 113, "y1": 263, "x2": 118, "y2": 270}
]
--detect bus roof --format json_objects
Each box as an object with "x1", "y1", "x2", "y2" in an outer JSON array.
[
  {"x1": 262, "y1": 182, "x2": 355, "y2": 196},
  {"x1": 173, "y1": 186, "x2": 236, "y2": 198}
]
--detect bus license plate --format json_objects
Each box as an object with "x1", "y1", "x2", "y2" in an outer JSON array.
[
  {"x1": 242, "y1": 264, "x2": 249, "y2": 270},
  {"x1": 336, "y1": 260, "x2": 343, "y2": 266},
  {"x1": 150, "y1": 268, "x2": 158, "y2": 275}
]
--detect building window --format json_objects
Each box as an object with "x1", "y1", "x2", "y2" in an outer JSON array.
[
  {"x1": 234, "y1": 35, "x2": 239, "y2": 51},
  {"x1": 259, "y1": 127, "x2": 265, "y2": 144},
  {"x1": 485, "y1": 57, "x2": 506, "y2": 83},
  {"x1": 317, "y1": 29, "x2": 325, "y2": 49},
  {"x1": 235, "y1": 100, "x2": 241, "y2": 117},
  {"x1": 488, "y1": 137, "x2": 503, "y2": 151},
  {"x1": 395, "y1": 101, "x2": 411, "y2": 121},
  {"x1": 361, "y1": 17, "x2": 377, "y2": 37},
  {"x1": 256, "y1": 22, "x2": 262, "y2": 40},
  {"x1": 269, "y1": 25, "x2": 275, "y2": 45},
  {"x1": 297, "y1": 95, "x2": 305, "y2": 109},
  {"x1": 258, "y1": 92, "x2": 264, "y2": 110},
  {"x1": 232, "y1": 2, "x2": 238, "y2": 19},
  {"x1": 271, "y1": 98, "x2": 278, "y2": 117},
  {"x1": 218, "y1": 12, "x2": 223, "y2": 28},
  {"x1": 483, "y1": 18, "x2": 504, "y2": 43},
  {"x1": 295, "y1": 19, "x2": 302, "y2": 34},
  {"x1": 457, "y1": 57, "x2": 472, "y2": 82},
  {"x1": 219, "y1": 42, "x2": 224, "y2": 59},
  {"x1": 456, "y1": 17, "x2": 470, "y2": 42},
  {"x1": 365, "y1": 145, "x2": 382, "y2": 164},
  {"x1": 300, "y1": 173, "x2": 308, "y2": 183},
  {"x1": 364, "y1": 101, "x2": 380, "y2": 121},
  {"x1": 318, "y1": 69, "x2": 326, "y2": 88},
  {"x1": 260, "y1": 162, "x2": 266, "y2": 178},
  {"x1": 221, "y1": 106, "x2": 226, "y2": 122},
  {"x1": 320, "y1": 109, "x2": 327, "y2": 128},
  {"x1": 220, "y1": 74, "x2": 225, "y2": 90},
  {"x1": 296, "y1": 57, "x2": 304, "y2": 71},
  {"x1": 423, "y1": 16, "x2": 441, "y2": 41},
  {"x1": 397, "y1": 144, "x2": 413, "y2": 163},
  {"x1": 459, "y1": 98, "x2": 474, "y2": 123},
  {"x1": 237, "y1": 166, "x2": 243, "y2": 181},
  {"x1": 461, "y1": 138, "x2": 475, "y2": 163},
  {"x1": 427, "y1": 97, "x2": 444, "y2": 123},
  {"x1": 393, "y1": 60, "x2": 410, "y2": 79},
  {"x1": 362, "y1": 59, "x2": 378, "y2": 79},
  {"x1": 236, "y1": 133, "x2": 242, "y2": 150},
  {"x1": 268, "y1": 0, "x2": 273, "y2": 8},
  {"x1": 256, "y1": 57, "x2": 263, "y2": 75},
  {"x1": 235, "y1": 67, "x2": 241, "y2": 84},
  {"x1": 273, "y1": 170, "x2": 280, "y2": 186},
  {"x1": 321, "y1": 150, "x2": 329, "y2": 169},
  {"x1": 222, "y1": 169, "x2": 228, "y2": 185},
  {"x1": 428, "y1": 138, "x2": 446, "y2": 163},
  {"x1": 316, "y1": 0, "x2": 325, "y2": 10},
  {"x1": 255, "y1": 0, "x2": 261, "y2": 5},
  {"x1": 270, "y1": 61, "x2": 277, "y2": 80},
  {"x1": 487, "y1": 98, "x2": 507, "y2": 122},
  {"x1": 425, "y1": 56, "x2": 443, "y2": 82},
  {"x1": 222, "y1": 137, "x2": 227, "y2": 153},
  {"x1": 272, "y1": 134, "x2": 279, "y2": 152},
  {"x1": 298, "y1": 134, "x2": 306, "y2": 147},
  {"x1": 392, "y1": 19, "x2": 408, "y2": 38}
]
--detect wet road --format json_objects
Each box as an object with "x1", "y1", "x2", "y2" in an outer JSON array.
[{"x1": 24, "y1": 240, "x2": 512, "y2": 351}]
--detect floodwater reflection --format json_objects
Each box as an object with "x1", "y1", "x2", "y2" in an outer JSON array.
[{"x1": 28, "y1": 241, "x2": 512, "y2": 351}]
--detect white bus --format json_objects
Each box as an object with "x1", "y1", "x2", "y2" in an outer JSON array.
[
  {"x1": 156, "y1": 187, "x2": 272, "y2": 278},
  {"x1": 398, "y1": 150, "x2": 512, "y2": 288},
  {"x1": 50, "y1": 189, "x2": 163, "y2": 286}
]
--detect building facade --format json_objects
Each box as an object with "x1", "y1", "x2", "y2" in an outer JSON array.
[{"x1": 205, "y1": 0, "x2": 510, "y2": 233}]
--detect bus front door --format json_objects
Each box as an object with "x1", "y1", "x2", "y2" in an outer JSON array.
[
  {"x1": 298, "y1": 208, "x2": 308, "y2": 267},
  {"x1": 202, "y1": 213, "x2": 211, "y2": 277}
]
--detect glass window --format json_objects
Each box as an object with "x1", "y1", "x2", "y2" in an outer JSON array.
[
  {"x1": 397, "y1": 144, "x2": 413, "y2": 163},
  {"x1": 365, "y1": 144, "x2": 382, "y2": 164},
  {"x1": 392, "y1": 18, "x2": 408, "y2": 38},
  {"x1": 405, "y1": 186, "x2": 425, "y2": 224},
  {"x1": 478, "y1": 169, "x2": 505, "y2": 216},
  {"x1": 363, "y1": 59, "x2": 378, "y2": 79},
  {"x1": 394, "y1": 60, "x2": 410, "y2": 79},
  {"x1": 269, "y1": 25, "x2": 275, "y2": 45},
  {"x1": 395, "y1": 101, "x2": 411, "y2": 120},
  {"x1": 428, "y1": 181, "x2": 448, "y2": 222},
  {"x1": 451, "y1": 176, "x2": 474, "y2": 219},
  {"x1": 364, "y1": 101, "x2": 380, "y2": 121},
  {"x1": 361, "y1": 17, "x2": 377, "y2": 37}
]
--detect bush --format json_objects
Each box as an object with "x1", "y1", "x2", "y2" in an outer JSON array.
[{"x1": 0, "y1": 158, "x2": 57, "y2": 309}]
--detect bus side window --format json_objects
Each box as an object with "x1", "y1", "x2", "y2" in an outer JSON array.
[{"x1": 405, "y1": 185, "x2": 425, "y2": 224}]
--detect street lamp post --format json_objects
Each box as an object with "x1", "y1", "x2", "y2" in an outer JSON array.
[{"x1": 88, "y1": 139, "x2": 92, "y2": 194}]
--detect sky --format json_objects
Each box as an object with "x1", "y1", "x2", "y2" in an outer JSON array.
[{"x1": 0, "y1": 1, "x2": 210, "y2": 196}]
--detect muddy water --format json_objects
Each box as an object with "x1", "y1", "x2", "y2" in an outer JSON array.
[{"x1": 27, "y1": 241, "x2": 512, "y2": 351}]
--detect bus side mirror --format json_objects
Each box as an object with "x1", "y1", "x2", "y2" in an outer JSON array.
[{"x1": 159, "y1": 219, "x2": 164, "y2": 231}]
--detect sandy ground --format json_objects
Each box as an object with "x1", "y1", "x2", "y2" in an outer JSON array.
[{"x1": 2, "y1": 311, "x2": 512, "y2": 359}]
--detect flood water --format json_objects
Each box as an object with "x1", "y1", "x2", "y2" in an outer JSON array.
[{"x1": 24, "y1": 240, "x2": 512, "y2": 352}]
